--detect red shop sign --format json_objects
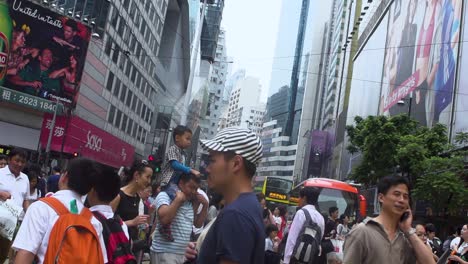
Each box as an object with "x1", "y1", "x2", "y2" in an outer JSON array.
[{"x1": 40, "y1": 114, "x2": 135, "y2": 168}]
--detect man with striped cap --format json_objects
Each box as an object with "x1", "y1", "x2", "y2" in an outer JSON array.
[{"x1": 185, "y1": 127, "x2": 265, "y2": 264}]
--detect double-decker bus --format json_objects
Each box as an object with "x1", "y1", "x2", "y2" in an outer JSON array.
[
  {"x1": 262, "y1": 177, "x2": 293, "y2": 205},
  {"x1": 289, "y1": 178, "x2": 367, "y2": 219}
]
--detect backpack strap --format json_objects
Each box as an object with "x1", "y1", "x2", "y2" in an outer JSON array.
[
  {"x1": 302, "y1": 208, "x2": 312, "y2": 223},
  {"x1": 41, "y1": 197, "x2": 70, "y2": 215}
]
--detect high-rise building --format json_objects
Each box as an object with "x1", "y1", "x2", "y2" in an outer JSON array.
[
  {"x1": 321, "y1": 0, "x2": 348, "y2": 130},
  {"x1": 225, "y1": 77, "x2": 264, "y2": 133},
  {"x1": 257, "y1": 120, "x2": 297, "y2": 183},
  {"x1": 268, "y1": 0, "x2": 302, "y2": 97},
  {"x1": 199, "y1": 29, "x2": 229, "y2": 139}
]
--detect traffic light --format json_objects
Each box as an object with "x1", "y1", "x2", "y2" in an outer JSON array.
[{"x1": 148, "y1": 154, "x2": 162, "y2": 173}]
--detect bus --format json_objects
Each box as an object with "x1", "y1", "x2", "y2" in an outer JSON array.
[
  {"x1": 262, "y1": 177, "x2": 293, "y2": 205},
  {"x1": 289, "y1": 178, "x2": 367, "y2": 219}
]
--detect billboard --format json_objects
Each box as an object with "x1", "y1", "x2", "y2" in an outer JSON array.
[
  {"x1": 453, "y1": 1, "x2": 468, "y2": 135},
  {"x1": 380, "y1": 0, "x2": 462, "y2": 127},
  {"x1": 0, "y1": 0, "x2": 90, "y2": 111},
  {"x1": 40, "y1": 114, "x2": 135, "y2": 168}
]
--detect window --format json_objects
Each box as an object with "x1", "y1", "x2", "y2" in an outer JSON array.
[
  {"x1": 121, "y1": 114, "x2": 128, "y2": 131},
  {"x1": 110, "y1": 8, "x2": 119, "y2": 28},
  {"x1": 120, "y1": 85, "x2": 127, "y2": 102},
  {"x1": 105, "y1": 37, "x2": 112, "y2": 56},
  {"x1": 119, "y1": 56, "x2": 126, "y2": 71},
  {"x1": 115, "y1": 110, "x2": 122, "y2": 128},
  {"x1": 126, "y1": 91, "x2": 133, "y2": 107},
  {"x1": 127, "y1": 119, "x2": 133, "y2": 135},
  {"x1": 132, "y1": 123, "x2": 138, "y2": 137},
  {"x1": 107, "y1": 105, "x2": 116, "y2": 123},
  {"x1": 125, "y1": 62, "x2": 132, "y2": 77},
  {"x1": 112, "y1": 46, "x2": 119, "y2": 63},
  {"x1": 106, "y1": 72, "x2": 114, "y2": 91},
  {"x1": 123, "y1": 0, "x2": 130, "y2": 9},
  {"x1": 113, "y1": 79, "x2": 121, "y2": 97},
  {"x1": 117, "y1": 18, "x2": 125, "y2": 35},
  {"x1": 131, "y1": 67, "x2": 137, "y2": 82},
  {"x1": 136, "y1": 100, "x2": 142, "y2": 115},
  {"x1": 131, "y1": 94, "x2": 137, "y2": 110}
]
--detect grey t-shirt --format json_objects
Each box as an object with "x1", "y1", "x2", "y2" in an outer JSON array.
[{"x1": 343, "y1": 219, "x2": 416, "y2": 264}]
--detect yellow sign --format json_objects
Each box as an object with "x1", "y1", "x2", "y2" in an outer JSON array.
[
  {"x1": 289, "y1": 197, "x2": 299, "y2": 203},
  {"x1": 268, "y1": 192, "x2": 287, "y2": 200}
]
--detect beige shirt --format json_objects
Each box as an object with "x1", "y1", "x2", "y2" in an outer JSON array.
[{"x1": 343, "y1": 218, "x2": 416, "y2": 264}]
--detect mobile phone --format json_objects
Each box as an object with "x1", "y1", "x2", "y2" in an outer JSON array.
[{"x1": 400, "y1": 212, "x2": 410, "y2": 222}]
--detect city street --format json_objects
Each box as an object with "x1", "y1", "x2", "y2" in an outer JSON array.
[{"x1": 0, "y1": 0, "x2": 467, "y2": 263}]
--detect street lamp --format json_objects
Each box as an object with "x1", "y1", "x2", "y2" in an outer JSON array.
[{"x1": 397, "y1": 95, "x2": 413, "y2": 117}]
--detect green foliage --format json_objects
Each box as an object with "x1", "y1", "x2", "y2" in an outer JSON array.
[
  {"x1": 454, "y1": 132, "x2": 468, "y2": 146},
  {"x1": 413, "y1": 156, "x2": 468, "y2": 215},
  {"x1": 346, "y1": 114, "x2": 468, "y2": 215},
  {"x1": 346, "y1": 115, "x2": 452, "y2": 185}
]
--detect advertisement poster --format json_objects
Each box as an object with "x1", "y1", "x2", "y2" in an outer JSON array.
[
  {"x1": 380, "y1": 0, "x2": 462, "y2": 127},
  {"x1": 453, "y1": 1, "x2": 468, "y2": 135},
  {"x1": 1, "y1": 0, "x2": 90, "y2": 109},
  {"x1": 40, "y1": 114, "x2": 135, "y2": 168}
]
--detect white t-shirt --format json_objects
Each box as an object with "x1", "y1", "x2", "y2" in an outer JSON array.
[
  {"x1": 0, "y1": 166, "x2": 30, "y2": 207},
  {"x1": 273, "y1": 215, "x2": 282, "y2": 226},
  {"x1": 12, "y1": 190, "x2": 108, "y2": 263},
  {"x1": 451, "y1": 237, "x2": 468, "y2": 254},
  {"x1": 89, "y1": 204, "x2": 130, "y2": 240}
]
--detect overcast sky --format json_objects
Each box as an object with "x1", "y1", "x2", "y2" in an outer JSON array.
[{"x1": 221, "y1": 0, "x2": 282, "y2": 103}]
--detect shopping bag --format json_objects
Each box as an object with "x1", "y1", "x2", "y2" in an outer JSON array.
[{"x1": 0, "y1": 199, "x2": 23, "y2": 240}]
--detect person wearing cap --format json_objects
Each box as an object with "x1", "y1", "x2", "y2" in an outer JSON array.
[{"x1": 185, "y1": 127, "x2": 265, "y2": 264}]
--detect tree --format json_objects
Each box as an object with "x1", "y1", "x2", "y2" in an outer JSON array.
[
  {"x1": 413, "y1": 156, "x2": 468, "y2": 215},
  {"x1": 346, "y1": 115, "x2": 450, "y2": 186},
  {"x1": 454, "y1": 132, "x2": 468, "y2": 146}
]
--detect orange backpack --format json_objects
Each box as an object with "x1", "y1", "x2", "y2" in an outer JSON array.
[{"x1": 41, "y1": 197, "x2": 104, "y2": 264}]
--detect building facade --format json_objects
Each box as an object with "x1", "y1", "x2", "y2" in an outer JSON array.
[
  {"x1": 225, "y1": 77, "x2": 264, "y2": 133},
  {"x1": 257, "y1": 120, "x2": 297, "y2": 183},
  {"x1": 0, "y1": 0, "x2": 192, "y2": 168}
]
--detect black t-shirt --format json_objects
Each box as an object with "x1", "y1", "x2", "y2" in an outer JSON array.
[
  {"x1": 115, "y1": 190, "x2": 141, "y2": 240},
  {"x1": 197, "y1": 193, "x2": 264, "y2": 264},
  {"x1": 325, "y1": 218, "x2": 338, "y2": 238}
]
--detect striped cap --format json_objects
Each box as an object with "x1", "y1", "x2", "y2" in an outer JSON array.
[{"x1": 200, "y1": 127, "x2": 263, "y2": 165}]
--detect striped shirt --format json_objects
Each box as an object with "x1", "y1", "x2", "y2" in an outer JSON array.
[{"x1": 151, "y1": 192, "x2": 193, "y2": 254}]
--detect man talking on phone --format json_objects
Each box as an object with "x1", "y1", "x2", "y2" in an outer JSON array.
[{"x1": 343, "y1": 176, "x2": 435, "y2": 264}]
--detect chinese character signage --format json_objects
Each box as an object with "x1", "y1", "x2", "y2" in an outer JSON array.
[
  {"x1": 0, "y1": 0, "x2": 90, "y2": 111},
  {"x1": 39, "y1": 114, "x2": 135, "y2": 168}
]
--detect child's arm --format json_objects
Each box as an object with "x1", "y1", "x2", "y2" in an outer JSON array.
[{"x1": 170, "y1": 160, "x2": 201, "y2": 176}]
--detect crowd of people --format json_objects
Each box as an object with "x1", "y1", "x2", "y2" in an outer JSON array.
[{"x1": 0, "y1": 126, "x2": 466, "y2": 264}]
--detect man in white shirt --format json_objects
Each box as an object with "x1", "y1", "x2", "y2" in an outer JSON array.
[
  {"x1": 12, "y1": 158, "x2": 108, "y2": 264},
  {"x1": 284, "y1": 186, "x2": 325, "y2": 264},
  {"x1": 0, "y1": 148, "x2": 30, "y2": 263}
]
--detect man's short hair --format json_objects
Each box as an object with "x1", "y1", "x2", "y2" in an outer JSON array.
[
  {"x1": 8, "y1": 148, "x2": 27, "y2": 160},
  {"x1": 377, "y1": 175, "x2": 410, "y2": 195},
  {"x1": 172, "y1": 125, "x2": 192, "y2": 141},
  {"x1": 65, "y1": 158, "x2": 99, "y2": 196},
  {"x1": 64, "y1": 19, "x2": 78, "y2": 31},
  {"x1": 178, "y1": 172, "x2": 201, "y2": 185},
  {"x1": 53, "y1": 166, "x2": 61, "y2": 173},
  {"x1": 0, "y1": 154, "x2": 7, "y2": 161},
  {"x1": 299, "y1": 187, "x2": 320, "y2": 206},
  {"x1": 265, "y1": 224, "x2": 278, "y2": 237},
  {"x1": 329, "y1": 206, "x2": 339, "y2": 215},
  {"x1": 223, "y1": 151, "x2": 257, "y2": 178},
  {"x1": 425, "y1": 223, "x2": 436, "y2": 233},
  {"x1": 94, "y1": 166, "x2": 121, "y2": 203}
]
